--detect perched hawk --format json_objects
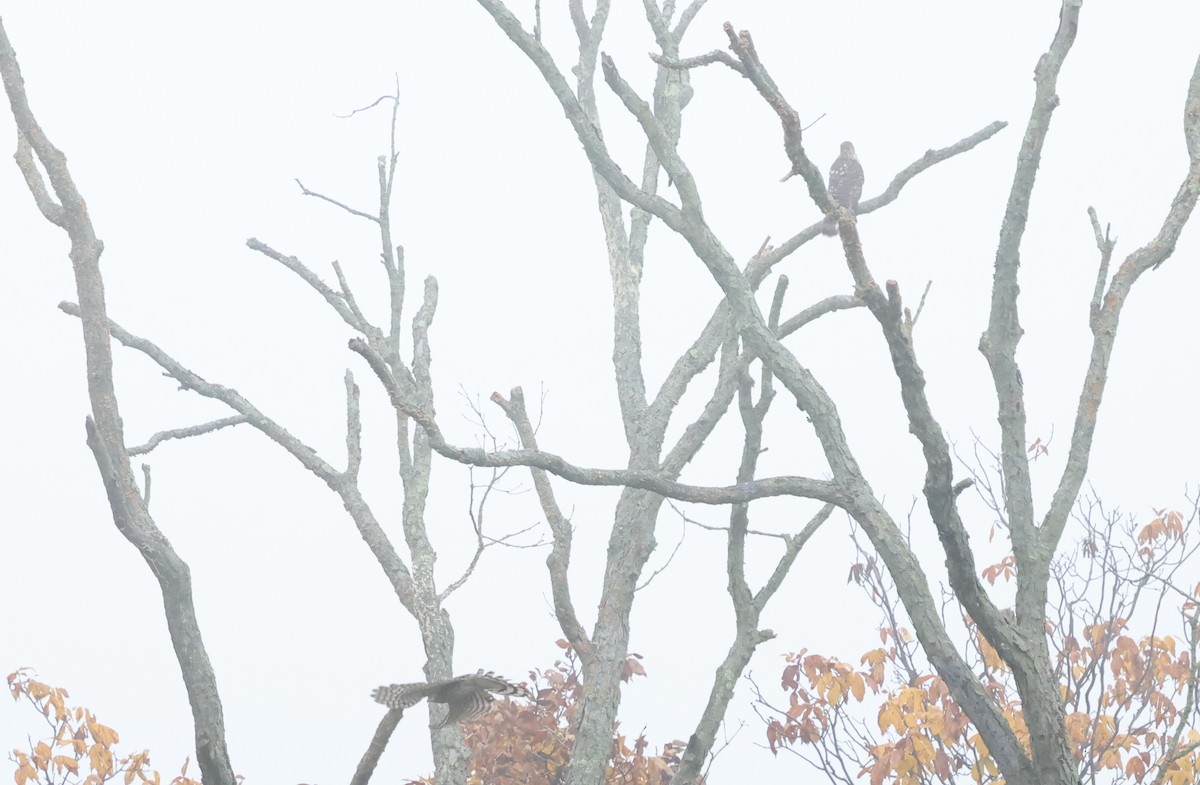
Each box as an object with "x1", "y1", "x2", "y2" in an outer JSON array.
[
  {"x1": 371, "y1": 670, "x2": 535, "y2": 727},
  {"x1": 821, "y1": 141, "x2": 864, "y2": 236}
]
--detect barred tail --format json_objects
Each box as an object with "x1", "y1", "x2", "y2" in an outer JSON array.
[{"x1": 371, "y1": 683, "x2": 428, "y2": 712}]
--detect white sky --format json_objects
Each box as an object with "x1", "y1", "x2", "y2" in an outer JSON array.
[{"x1": 3, "y1": 2, "x2": 1199, "y2": 783}]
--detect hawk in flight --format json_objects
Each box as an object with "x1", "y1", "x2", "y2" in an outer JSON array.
[
  {"x1": 371, "y1": 670, "x2": 535, "y2": 727},
  {"x1": 821, "y1": 141, "x2": 864, "y2": 236}
]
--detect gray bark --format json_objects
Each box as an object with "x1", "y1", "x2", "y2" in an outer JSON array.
[
  {"x1": 454, "y1": 3, "x2": 1200, "y2": 785},
  {"x1": 0, "y1": 18, "x2": 236, "y2": 785},
  {"x1": 5, "y1": 43, "x2": 474, "y2": 782}
]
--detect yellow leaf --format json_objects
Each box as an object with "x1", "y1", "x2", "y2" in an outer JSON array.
[
  {"x1": 50, "y1": 693, "x2": 67, "y2": 722},
  {"x1": 912, "y1": 734, "x2": 936, "y2": 766},
  {"x1": 878, "y1": 703, "x2": 899, "y2": 733},
  {"x1": 849, "y1": 673, "x2": 865, "y2": 702},
  {"x1": 89, "y1": 743, "x2": 114, "y2": 777},
  {"x1": 52, "y1": 756, "x2": 79, "y2": 775},
  {"x1": 89, "y1": 720, "x2": 120, "y2": 746}
]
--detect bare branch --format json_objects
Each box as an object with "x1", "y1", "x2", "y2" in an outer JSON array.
[
  {"x1": 674, "y1": 0, "x2": 708, "y2": 38},
  {"x1": 60, "y1": 302, "x2": 344, "y2": 478},
  {"x1": 718, "y1": 23, "x2": 812, "y2": 189},
  {"x1": 641, "y1": 0, "x2": 670, "y2": 48},
  {"x1": 774, "y1": 295, "x2": 861, "y2": 342},
  {"x1": 597, "y1": 15, "x2": 1031, "y2": 780},
  {"x1": 980, "y1": 0, "x2": 1082, "y2": 553},
  {"x1": 349, "y1": 709, "x2": 402, "y2": 785},
  {"x1": 759, "y1": 121, "x2": 1007, "y2": 268},
  {"x1": 672, "y1": 339, "x2": 830, "y2": 785},
  {"x1": 568, "y1": 0, "x2": 589, "y2": 42},
  {"x1": 1086, "y1": 206, "x2": 1116, "y2": 322},
  {"x1": 438, "y1": 448, "x2": 540, "y2": 603},
  {"x1": 127, "y1": 416, "x2": 249, "y2": 456},
  {"x1": 1, "y1": 19, "x2": 236, "y2": 784},
  {"x1": 908, "y1": 280, "x2": 933, "y2": 329},
  {"x1": 335, "y1": 92, "x2": 395, "y2": 120},
  {"x1": 332, "y1": 260, "x2": 372, "y2": 333},
  {"x1": 600, "y1": 52, "x2": 698, "y2": 218},
  {"x1": 245, "y1": 238, "x2": 374, "y2": 338},
  {"x1": 385, "y1": 246, "x2": 405, "y2": 361},
  {"x1": 491, "y1": 386, "x2": 593, "y2": 657},
  {"x1": 295, "y1": 178, "x2": 379, "y2": 223},
  {"x1": 649, "y1": 49, "x2": 743, "y2": 75},
  {"x1": 826, "y1": 262, "x2": 1010, "y2": 659},
  {"x1": 754, "y1": 504, "x2": 833, "y2": 609},
  {"x1": 12, "y1": 134, "x2": 63, "y2": 224},
  {"x1": 355, "y1": 338, "x2": 842, "y2": 506},
  {"x1": 58, "y1": 301, "x2": 419, "y2": 613},
  {"x1": 411, "y1": 276, "x2": 437, "y2": 403},
  {"x1": 437, "y1": 469, "x2": 492, "y2": 603},
  {"x1": 376, "y1": 84, "x2": 404, "y2": 359},
  {"x1": 283, "y1": 84, "x2": 472, "y2": 781},
  {"x1": 767, "y1": 274, "x2": 788, "y2": 329},
  {"x1": 1043, "y1": 49, "x2": 1200, "y2": 555},
  {"x1": 82, "y1": 418, "x2": 236, "y2": 781},
  {"x1": 635, "y1": 513, "x2": 686, "y2": 592},
  {"x1": 668, "y1": 500, "x2": 788, "y2": 541},
  {"x1": 345, "y1": 371, "x2": 363, "y2": 480},
  {"x1": 858, "y1": 123, "x2": 1009, "y2": 213},
  {"x1": 700, "y1": 719, "x2": 744, "y2": 782},
  {"x1": 646, "y1": 123, "x2": 1003, "y2": 454}
]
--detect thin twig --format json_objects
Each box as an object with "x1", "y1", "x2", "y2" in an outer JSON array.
[
  {"x1": 666, "y1": 499, "x2": 788, "y2": 541},
  {"x1": 909, "y1": 280, "x2": 933, "y2": 329},
  {"x1": 295, "y1": 178, "x2": 379, "y2": 223},
  {"x1": 635, "y1": 511, "x2": 686, "y2": 591},
  {"x1": 332, "y1": 260, "x2": 372, "y2": 331},
  {"x1": 335, "y1": 93, "x2": 396, "y2": 120}
]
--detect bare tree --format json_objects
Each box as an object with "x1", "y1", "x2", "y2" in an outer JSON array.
[
  {"x1": 1, "y1": 16, "x2": 242, "y2": 785},
  {"x1": 5, "y1": 2, "x2": 1198, "y2": 785},
  {"x1": 345, "y1": 2, "x2": 1200, "y2": 785},
  {"x1": 0, "y1": 27, "x2": 516, "y2": 785}
]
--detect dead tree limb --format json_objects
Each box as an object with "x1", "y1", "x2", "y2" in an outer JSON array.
[{"x1": 0, "y1": 18, "x2": 236, "y2": 785}]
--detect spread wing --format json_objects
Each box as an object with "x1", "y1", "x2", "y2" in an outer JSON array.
[
  {"x1": 433, "y1": 671, "x2": 535, "y2": 727},
  {"x1": 371, "y1": 670, "x2": 534, "y2": 727},
  {"x1": 450, "y1": 670, "x2": 536, "y2": 701},
  {"x1": 437, "y1": 681, "x2": 498, "y2": 726}
]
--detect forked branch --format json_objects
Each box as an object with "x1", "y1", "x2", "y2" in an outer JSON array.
[{"x1": 1, "y1": 18, "x2": 236, "y2": 785}]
